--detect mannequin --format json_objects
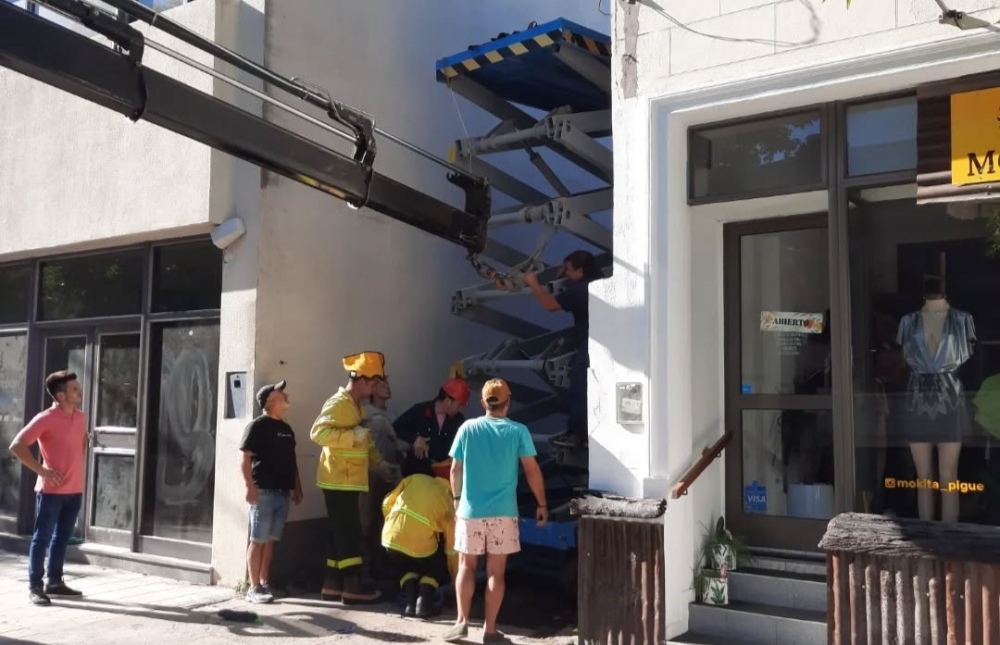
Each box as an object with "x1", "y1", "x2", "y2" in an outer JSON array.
[{"x1": 895, "y1": 292, "x2": 976, "y2": 523}]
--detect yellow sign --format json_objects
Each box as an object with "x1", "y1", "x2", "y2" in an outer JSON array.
[
  {"x1": 884, "y1": 477, "x2": 985, "y2": 494},
  {"x1": 951, "y1": 87, "x2": 1000, "y2": 185}
]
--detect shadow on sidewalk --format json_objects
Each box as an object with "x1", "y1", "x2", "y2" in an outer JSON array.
[{"x1": 57, "y1": 597, "x2": 428, "y2": 641}]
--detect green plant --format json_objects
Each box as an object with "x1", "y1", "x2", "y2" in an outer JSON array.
[
  {"x1": 700, "y1": 516, "x2": 750, "y2": 570},
  {"x1": 987, "y1": 213, "x2": 1000, "y2": 256},
  {"x1": 709, "y1": 581, "x2": 728, "y2": 605}
]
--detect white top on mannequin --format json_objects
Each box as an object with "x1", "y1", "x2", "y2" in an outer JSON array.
[{"x1": 921, "y1": 297, "x2": 950, "y2": 357}]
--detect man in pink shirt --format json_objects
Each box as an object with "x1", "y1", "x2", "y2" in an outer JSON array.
[{"x1": 8, "y1": 370, "x2": 88, "y2": 606}]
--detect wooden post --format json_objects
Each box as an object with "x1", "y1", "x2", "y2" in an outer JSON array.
[{"x1": 821, "y1": 513, "x2": 1000, "y2": 645}]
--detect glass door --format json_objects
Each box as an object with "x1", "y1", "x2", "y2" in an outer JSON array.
[
  {"x1": 87, "y1": 330, "x2": 141, "y2": 548},
  {"x1": 39, "y1": 326, "x2": 140, "y2": 548},
  {"x1": 0, "y1": 332, "x2": 29, "y2": 529},
  {"x1": 724, "y1": 214, "x2": 835, "y2": 551}
]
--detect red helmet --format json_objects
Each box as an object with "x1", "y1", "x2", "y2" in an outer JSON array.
[{"x1": 441, "y1": 378, "x2": 471, "y2": 406}]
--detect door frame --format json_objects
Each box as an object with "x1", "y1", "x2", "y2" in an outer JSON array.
[
  {"x1": 35, "y1": 322, "x2": 143, "y2": 549},
  {"x1": 723, "y1": 212, "x2": 835, "y2": 552}
]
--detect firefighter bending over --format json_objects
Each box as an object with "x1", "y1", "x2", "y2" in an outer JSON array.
[{"x1": 381, "y1": 473, "x2": 457, "y2": 619}]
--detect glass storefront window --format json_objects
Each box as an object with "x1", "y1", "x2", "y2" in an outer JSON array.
[
  {"x1": 740, "y1": 227, "x2": 830, "y2": 395},
  {"x1": 151, "y1": 241, "x2": 223, "y2": 313},
  {"x1": 689, "y1": 110, "x2": 823, "y2": 201},
  {"x1": 39, "y1": 251, "x2": 144, "y2": 320},
  {"x1": 846, "y1": 97, "x2": 917, "y2": 177},
  {"x1": 96, "y1": 333, "x2": 140, "y2": 428},
  {"x1": 141, "y1": 321, "x2": 220, "y2": 543},
  {"x1": 43, "y1": 335, "x2": 88, "y2": 397},
  {"x1": 741, "y1": 409, "x2": 835, "y2": 519},
  {"x1": 92, "y1": 454, "x2": 135, "y2": 531},
  {"x1": 0, "y1": 265, "x2": 31, "y2": 325},
  {"x1": 850, "y1": 193, "x2": 1000, "y2": 525},
  {"x1": 0, "y1": 334, "x2": 28, "y2": 518}
]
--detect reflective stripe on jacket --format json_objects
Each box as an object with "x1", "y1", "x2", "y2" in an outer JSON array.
[
  {"x1": 309, "y1": 387, "x2": 383, "y2": 492},
  {"x1": 381, "y1": 474, "x2": 456, "y2": 559}
]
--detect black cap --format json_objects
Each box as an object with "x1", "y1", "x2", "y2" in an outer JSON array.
[{"x1": 256, "y1": 380, "x2": 286, "y2": 411}]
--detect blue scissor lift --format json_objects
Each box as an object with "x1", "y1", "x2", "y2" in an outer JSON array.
[{"x1": 435, "y1": 18, "x2": 612, "y2": 591}]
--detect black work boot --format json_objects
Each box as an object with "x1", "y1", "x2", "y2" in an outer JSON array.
[
  {"x1": 402, "y1": 578, "x2": 418, "y2": 617},
  {"x1": 415, "y1": 583, "x2": 441, "y2": 619},
  {"x1": 321, "y1": 569, "x2": 343, "y2": 602},
  {"x1": 342, "y1": 573, "x2": 382, "y2": 605}
]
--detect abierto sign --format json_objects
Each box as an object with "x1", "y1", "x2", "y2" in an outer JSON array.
[
  {"x1": 760, "y1": 311, "x2": 825, "y2": 334},
  {"x1": 951, "y1": 87, "x2": 1000, "y2": 186}
]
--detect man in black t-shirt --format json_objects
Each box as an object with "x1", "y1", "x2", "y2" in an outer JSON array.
[{"x1": 240, "y1": 380, "x2": 302, "y2": 604}]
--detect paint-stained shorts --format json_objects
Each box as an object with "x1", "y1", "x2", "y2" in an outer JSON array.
[{"x1": 454, "y1": 516, "x2": 520, "y2": 555}]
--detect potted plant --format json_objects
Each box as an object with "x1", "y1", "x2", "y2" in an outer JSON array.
[
  {"x1": 696, "y1": 563, "x2": 729, "y2": 606},
  {"x1": 695, "y1": 517, "x2": 748, "y2": 606},
  {"x1": 706, "y1": 516, "x2": 749, "y2": 571}
]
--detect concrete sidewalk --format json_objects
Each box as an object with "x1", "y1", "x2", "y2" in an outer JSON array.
[{"x1": 0, "y1": 553, "x2": 573, "y2": 645}]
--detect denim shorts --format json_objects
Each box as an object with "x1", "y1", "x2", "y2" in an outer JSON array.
[{"x1": 249, "y1": 490, "x2": 291, "y2": 543}]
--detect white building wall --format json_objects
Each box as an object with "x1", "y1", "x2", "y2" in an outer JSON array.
[
  {"x1": 604, "y1": 0, "x2": 1000, "y2": 638},
  {"x1": 248, "y1": 0, "x2": 611, "y2": 528},
  {"x1": 0, "y1": 0, "x2": 229, "y2": 259}
]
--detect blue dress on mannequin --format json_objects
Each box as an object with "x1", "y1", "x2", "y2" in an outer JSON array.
[{"x1": 895, "y1": 307, "x2": 976, "y2": 443}]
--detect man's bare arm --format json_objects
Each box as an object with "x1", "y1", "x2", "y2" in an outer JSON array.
[
  {"x1": 9, "y1": 432, "x2": 61, "y2": 486},
  {"x1": 241, "y1": 451, "x2": 258, "y2": 504},
  {"x1": 520, "y1": 456, "x2": 547, "y2": 507},
  {"x1": 450, "y1": 458, "x2": 463, "y2": 500}
]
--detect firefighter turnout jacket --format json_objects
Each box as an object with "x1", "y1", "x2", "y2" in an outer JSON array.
[
  {"x1": 309, "y1": 387, "x2": 384, "y2": 492},
  {"x1": 381, "y1": 474, "x2": 456, "y2": 560}
]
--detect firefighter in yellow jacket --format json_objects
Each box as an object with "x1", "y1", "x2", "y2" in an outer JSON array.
[
  {"x1": 310, "y1": 351, "x2": 400, "y2": 604},
  {"x1": 381, "y1": 473, "x2": 458, "y2": 619}
]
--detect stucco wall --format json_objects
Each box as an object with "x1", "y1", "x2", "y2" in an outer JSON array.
[
  {"x1": 0, "y1": 0, "x2": 222, "y2": 259},
  {"x1": 616, "y1": 0, "x2": 1000, "y2": 99},
  {"x1": 250, "y1": 0, "x2": 611, "y2": 528},
  {"x1": 207, "y1": 0, "x2": 267, "y2": 588}
]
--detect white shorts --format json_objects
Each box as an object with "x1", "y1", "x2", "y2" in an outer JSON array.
[{"x1": 454, "y1": 516, "x2": 521, "y2": 555}]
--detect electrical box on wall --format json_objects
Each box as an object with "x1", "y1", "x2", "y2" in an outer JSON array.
[
  {"x1": 226, "y1": 372, "x2": 248, "y2": 419},
  {"x1": 616, "y1": 382, "x2": 644, "y2": 424}
]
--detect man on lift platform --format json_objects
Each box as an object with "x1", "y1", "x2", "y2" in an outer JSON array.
[
  {"x1": 381, "y1": 473, "x2": 457, "y2": 618},
  {"x1": 394, "y1": 378, "x2": 471, "y2": 478},
  {"x1": 310, "y1": 351, "x2": 401, "y2": 604}
]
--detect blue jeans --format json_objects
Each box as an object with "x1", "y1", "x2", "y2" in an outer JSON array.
[
  {"x1": 249, "y1": 490, "x2": 291, "y2": 543},
  {"x1": 29, "y1": 492, "x2": 83, "y2": 589}
]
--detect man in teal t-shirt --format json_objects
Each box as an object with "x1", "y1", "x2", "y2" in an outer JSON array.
[{"x1": 444, "y1": 379, "x2": 548, "y2": 644}]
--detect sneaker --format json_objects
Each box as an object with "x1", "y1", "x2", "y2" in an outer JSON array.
[
  {"x1": 443, "y1": 621, "x2": 468, "y2": 643},
  {"x1": 260, "y1": 583, "x2": 278, "y2": 599},
  {"x1": 29, "y1": 587, "x2": 51, "y2": 606},
  {"x1": 245, "y1": 585, "x2": 274, "y2": 604},
  {"x1": 45, "y1": 581, "x2": 82, "y2": 597},
  {"x1": 483, "y1": 631, "x2": 509, "y2": 644}
]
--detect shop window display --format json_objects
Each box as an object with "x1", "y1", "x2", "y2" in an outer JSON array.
[{"x1": 851, "y1": 194, "x2": 1000, "y2": 525}]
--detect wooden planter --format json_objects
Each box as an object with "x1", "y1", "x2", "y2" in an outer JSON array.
[
  {"x1": 820, "y1": 513, "x2": 1000, "y2": 645},
  {"x1": 577, "y1": 515, "x2": 665, "y2": 645}
]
